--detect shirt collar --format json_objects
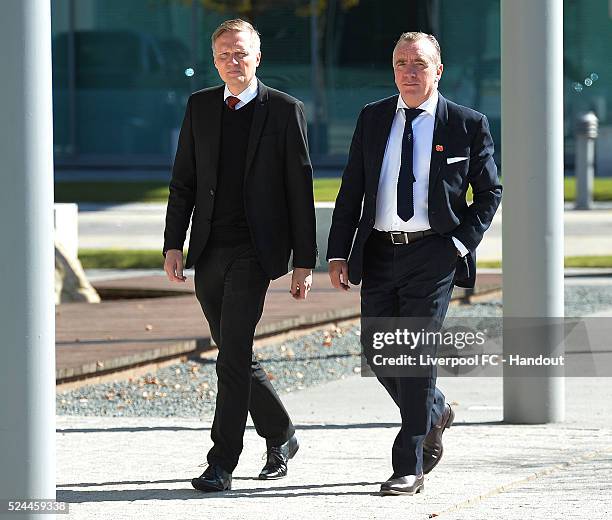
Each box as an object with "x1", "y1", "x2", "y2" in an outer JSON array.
[
  {"x1": 396, "y1": 89, "x2": 438, "y2": 118},
  {"x1": 224, "y1": 76, "x2": 258, "y2": 106}
]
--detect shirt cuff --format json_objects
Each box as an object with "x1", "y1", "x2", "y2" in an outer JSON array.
[
  {"x1": 328, "y1": 258, "x2": 346, "y2": 262},
  {"x1": 451, "y1": 237, "x2": 469, "y2": 257}
]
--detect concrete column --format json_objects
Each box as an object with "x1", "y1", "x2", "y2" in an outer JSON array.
[
  {"x1": 501, "y1": 0, "x2": 565, "y2": 423},
  {"x1": 0, "y1": 0, "x2": 56, "y2": 517},
  {"x1": 575, "y1": 112, "x2": 598, "y2": 210}
]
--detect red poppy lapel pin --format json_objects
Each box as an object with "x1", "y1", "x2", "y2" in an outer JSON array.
[{"x1": 435, "y1": 144, "x2": 444, "y2": 152}]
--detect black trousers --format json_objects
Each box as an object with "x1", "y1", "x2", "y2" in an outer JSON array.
[
  {"x1": 194, "y1": 239, "x2": 295, "y2": 473},
  {"x1": 361, "y1": 232, "x2": 457, "y2": 476}
]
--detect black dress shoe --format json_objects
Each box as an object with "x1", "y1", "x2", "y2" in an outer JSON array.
[
  {"x1": 191, "y1": 464, "x2": 232, "y2": 492},
  {"x1": 258, "y1": 434, "x2": 299, "y2": 479},
  {"x1": 380, "y1": 474, "x2": 424, "y2": 496},
  {"x1": 423, "y1": 403, "x2": 455, "y2": 474}
]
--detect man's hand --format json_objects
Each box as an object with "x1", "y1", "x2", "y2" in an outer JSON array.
[
  {"x1": 164, "y1": 249, "x2": 187, "y2": 283},
  {"x1": 328, "y1": 260, "x2": 350, "y2": 291},
  {"x1": 290, "y1": 268, "x2": 312, "y2": 300}
]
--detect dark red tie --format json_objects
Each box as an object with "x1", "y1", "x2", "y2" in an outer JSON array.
[{"x1": 226, "y1": 96, "x2": 240, "y2": 110}]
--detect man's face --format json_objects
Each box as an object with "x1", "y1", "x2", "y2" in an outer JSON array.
[
  {"x1": 393, "y1": 39, "x2": 443, "y2": 107},
  {"x1": 213, "y1": 30, "x2": 261, "y2": 94}
]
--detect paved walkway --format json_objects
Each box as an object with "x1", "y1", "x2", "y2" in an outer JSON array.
[{"x1": 56, "y1": 376, "x2": 612, "y2": 519}]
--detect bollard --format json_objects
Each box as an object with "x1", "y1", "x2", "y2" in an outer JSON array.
[{"x1": 574, "y1": 111, "x2": 599, "y2": 210}]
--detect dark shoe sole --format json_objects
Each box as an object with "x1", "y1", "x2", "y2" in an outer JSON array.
[
  {"x1": 380, "y1": 483, "x2": 424, "y2": 496},
  {"x1": 191, "y1": 478, "x2": 231, "y2": 492},
  {"x1": 423, "y1": 405, "x2": 455, "y2": 475},
  {"x1": 258, "y1": 472, "x2": 286, "y2": 480}
]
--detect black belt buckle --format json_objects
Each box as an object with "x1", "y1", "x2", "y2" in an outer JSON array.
[{"x1": 390, "y1": 231, "x2": 409, "y2": 245}]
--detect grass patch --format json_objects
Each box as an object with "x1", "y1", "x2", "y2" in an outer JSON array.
[
  {"x1": 79, "y1": 249, "x2": 170, "y2": 269},
  {"x1": 564, "y1": 177, "x2": 612, "y2": 202},
  {"x1": 55, "y1": 182, "x2": 170, "y2": 204},
  {"x1": 56, "y1": 178, "x2": 612, "y2": 204},
  {"x1": 564, "y1": 255, "x2": 612, "y2": 268},
  {"x1": 477, "y1": 256, "x2": 612, "y2": 269},
  {"x1": 79, "y1": 249, "x2": 612, "y2": 270},
  {"x1": 477, "y1": 260, "x2": 502, "y2": 269},
  {"x1": 313, "y1": 178, "x2": 342, "y2": 202},
  {"x1": 315, "y1": 178, "x2": 612, "y2": 203},
  {"x1": 55, "y1": 179, "x2": 341, "y2": 203}
]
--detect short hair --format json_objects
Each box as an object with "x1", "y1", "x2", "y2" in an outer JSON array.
[
  {"x1": 394, "y1": 32, "x2": 441, "y2": 65},
  {"x1": 211, "y1": 19, "x2": 261, "y2": 54}
]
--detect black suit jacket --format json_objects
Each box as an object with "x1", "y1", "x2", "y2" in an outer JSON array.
[
  {"x1": 163, "y1": 80, "x2": 317, "y2": 279},
  {"x1": 326, "y1": 93, "x2": 502, "y2": 289}
]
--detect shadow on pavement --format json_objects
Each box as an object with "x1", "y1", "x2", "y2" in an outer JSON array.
[
  {"x1": 58, "y1": 481, "x2": 381, "y2": 502},
  {"x1": 56, "y1": 420, "x2": 503, "y2": 435}
]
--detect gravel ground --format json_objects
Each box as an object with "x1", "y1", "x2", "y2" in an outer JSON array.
[
  {"x1": 56, "y1": 285, "x2": 610, "y2": 417},
  {"x1": 57, "y1": 324, "x2": 363, "y2": 418},
  {"x1": 564, "y1": 284, "x2": 612, "y2": 315}
]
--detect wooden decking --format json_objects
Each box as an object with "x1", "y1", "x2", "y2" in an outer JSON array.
[{"x1": 56, "y1": 272, "x2": 501, "y2": 382}]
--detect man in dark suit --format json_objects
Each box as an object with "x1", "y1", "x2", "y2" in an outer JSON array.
[
  {"x1": 327, "y1": 32, "x2": 501, "y2": 495},
  {"x1": 163, "y1": 19, "x2": 317, "y2": 493}
]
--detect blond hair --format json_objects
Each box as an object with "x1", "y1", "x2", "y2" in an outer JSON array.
[
  {"x1": 211, "y1": 19, "x2": 261, "y2": 54},
  {"x1": 394, "y1": 32, "x2": 441, "y2": 65}
]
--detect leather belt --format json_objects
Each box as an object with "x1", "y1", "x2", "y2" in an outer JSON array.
[{"x1": 372, "y1": 228, "x2": 437, "y2": 245}]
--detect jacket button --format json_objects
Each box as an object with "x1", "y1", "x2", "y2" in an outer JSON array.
[{"x1": 209, "y1": 189, "x2": 215, "y2": 196}]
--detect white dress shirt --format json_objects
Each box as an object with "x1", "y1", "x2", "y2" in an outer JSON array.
[
  {"x1": 329, "y1": 89, "x2": 468, "y2": 261},
  {"x1": 375, "y1": 90, "x2": 438, "y2": 232},
  {"x1": 223, "y1": 76, "x2": 258, "y2": 109}
]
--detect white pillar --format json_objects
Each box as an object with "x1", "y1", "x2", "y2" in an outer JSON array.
[
  {"x1": 501, "y1": 0, "x2": 565, "y2": 423},
  {"x1": 0, "y1": 0, "x2": 56, "y2": 516}
]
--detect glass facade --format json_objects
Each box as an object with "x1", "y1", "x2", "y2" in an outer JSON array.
[
  {"x1": 51, "y1": 0, "x2": 612, "y2": 174},
  {"x1": 52, "y1": 0, "x2": 195, "y2": 165}
]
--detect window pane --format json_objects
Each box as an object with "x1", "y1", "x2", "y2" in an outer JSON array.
[{"x1": 52, "y1": 0, "x2": 194, "y2": 161}]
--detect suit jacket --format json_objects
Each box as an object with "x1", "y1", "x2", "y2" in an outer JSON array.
[
  {"x1": 326, "y1": 93, "x2": 502, "y2": 289},
  {"x1": 163, "y1": 79, "x2": 317, "y2": 280}
]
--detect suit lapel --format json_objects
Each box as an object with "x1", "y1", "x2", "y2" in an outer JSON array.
[
  {"x1": 428, "y1": 93, "x2": 449, "y2": 199},
  {"x1": 371, "y1": 96, "x2": 398, "y2": 187},
  {"x1": 244, "y1": 79, "x2": 269, "y2": 177},
  {"x1": 206, "y1": 86, "x2": 224, "y2": 187}
]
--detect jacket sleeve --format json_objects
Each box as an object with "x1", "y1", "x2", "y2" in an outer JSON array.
[
  {"x1": 163, "y1": 96, "x2": 196, "y2": 255},
  {"x1": 452, "y1": 115, "x2": 502, "y2": 251},
  {"x1": 326, "y1": 108, "x2": 366, "y2": 260},
  {"x1": 284, "y1": 101, "x2": 318, "y2": 268}
]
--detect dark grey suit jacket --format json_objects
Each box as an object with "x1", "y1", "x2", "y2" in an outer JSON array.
[
  {"x1": 326, "y1": 93, "x2": 502, "y2": 288},
  {"x1": 163, "y1": 79, "x2": 317, "y2": 279}
]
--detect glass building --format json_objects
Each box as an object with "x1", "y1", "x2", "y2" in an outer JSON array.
[{"x1": 51, "y1": 0, "x2": 612, "y2": 175}]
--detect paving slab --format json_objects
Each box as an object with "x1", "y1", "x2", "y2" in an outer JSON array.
[{"x1": 56, "y1": 376, "x2": 612, "y2": 520}]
